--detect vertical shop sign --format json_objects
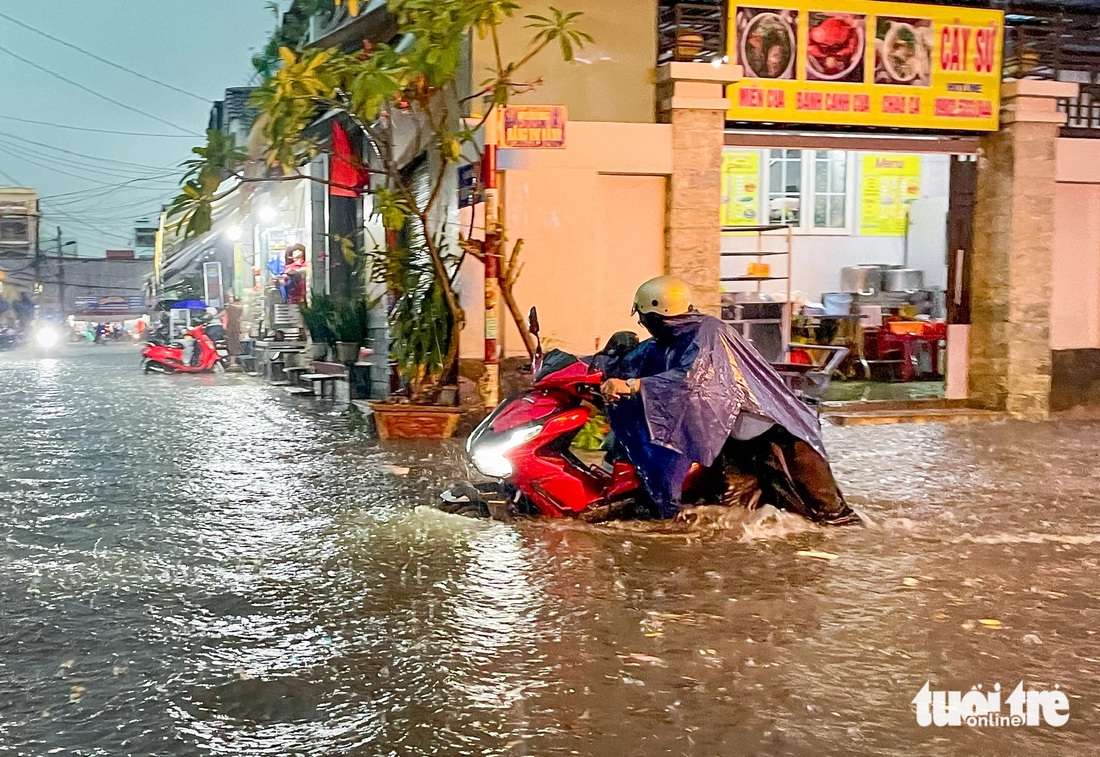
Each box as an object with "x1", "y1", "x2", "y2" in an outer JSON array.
[
  {"x1": 860, "y1": 154, "x2": 921, "y2": 235},
  {"x1": 721, "y1": 150, "x2": 762, "y2": 226},
  {"x1": 233, "y1": 243, "x2": 247, "y2": 299},
  {"x1": 203, "y1": 261, "x2": 225, "y2": 308}
]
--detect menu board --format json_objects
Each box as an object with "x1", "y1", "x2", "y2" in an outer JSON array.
[
  {"x1": 720, "y1": 150, "x2": 761, "y2": 226},
  {"x1": 860, "y1": 154, "x2": 921, "y2": 236},
  {"x1": 727, "y1": 1, "x2": 1003, "y2": 131}
]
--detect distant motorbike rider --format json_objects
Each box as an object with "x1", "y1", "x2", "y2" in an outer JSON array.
[
  {"x1": 180, "y1": 333, "x2": 196, "y2": 366},
  {"x1": 599, "y1": 275, "x2": 859, "y2": 525}
]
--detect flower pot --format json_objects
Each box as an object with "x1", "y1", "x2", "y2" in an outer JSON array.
[
  {"x1": 370, "y1": 402, "x2": 462, "y2": 440},
  {"x1": 310, "y1": 342, "x2": 329, "y2": 361},
  {"x1": 335, "y1": 341, "x2": 359, "y2": 364}
]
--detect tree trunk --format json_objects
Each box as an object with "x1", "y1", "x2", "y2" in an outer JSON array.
[{"x1": 500, "y1": 279, "x2": 535, "y2": 359}]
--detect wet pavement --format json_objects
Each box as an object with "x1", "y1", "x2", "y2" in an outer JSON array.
[{"x1": 1, "y1": 344, "x2": 1098, "y2": 756}]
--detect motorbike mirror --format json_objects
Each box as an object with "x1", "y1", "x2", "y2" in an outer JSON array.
[
  {"x1": 528, "y1": 306, "x2": 540, "y2": 337},
  {"x1": 600, "y1": 330, "x2": 640, "y2": 357}
]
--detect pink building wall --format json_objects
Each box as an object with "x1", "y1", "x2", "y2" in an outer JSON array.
[
  {"x1": 1052, "y1": 138, "x2": 1100, "y2": 351},
  {"x1": 459, "y1": 121, "x2": 673, "y2": 358}
]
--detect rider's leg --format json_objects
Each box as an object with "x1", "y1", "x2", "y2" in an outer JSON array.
[{"x1": 607, "y1": 396, "x2": 693, "y2": 518}]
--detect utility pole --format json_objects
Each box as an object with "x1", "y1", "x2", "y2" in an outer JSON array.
[
  {"x1": 56, "y1": 226, "x2": 64, "y2": 319},
  {"x1": 480, "y1": 106, "x2": 502, "y2": 409},
  {"x1": 32, "y1": 201, "x2": 41, "y2": 307}
]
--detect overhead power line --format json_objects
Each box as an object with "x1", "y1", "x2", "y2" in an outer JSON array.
[
  {"x1": 0, "y1": 128, "x2": 179, "y2": 172},
  {"x1": 0, "y1": 43, "x2": 200, "y2": 137},
  {"x1": 0, "y1": 143, "x2": 162, "y2": 185},
  {"x1": 0, "y1": 139, "x2": 172, "y2": 182},
  {"x1": 0, "y1": 10, "x2": 209, "y2": 104},
  {"x1": 46, "y1": 192, "x2": 174, "y2": 213},
  {"x1": 0, "y1": 114, "x2": 197, "y2": 139},
  {"x1": 37, "y1": 176, "x2": 179, "y2": 201}
]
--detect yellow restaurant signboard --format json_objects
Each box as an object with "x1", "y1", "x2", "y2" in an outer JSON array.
[{"x1": 727, "y1": 0, "x2": 1004, "y2": 131}]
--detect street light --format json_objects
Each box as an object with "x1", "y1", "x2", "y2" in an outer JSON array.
[
  {"x1": 257, "y1": 204, "x2": 277, "y2": 224},
  {"x1": 225, "y1": 224, "x2": 243, "y2": 241}
]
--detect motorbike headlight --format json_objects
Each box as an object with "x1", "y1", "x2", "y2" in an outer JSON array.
[
  {"x1": 34, "y1": 326, "x2": 59, "y2": 349},
  {"x1": 470, "y1": 424, "x2": 543, "y2": 478}
]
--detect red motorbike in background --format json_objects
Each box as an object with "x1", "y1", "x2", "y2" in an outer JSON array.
[{"x1": 141, "y1": 323, "x2": 226, "y2": 374}]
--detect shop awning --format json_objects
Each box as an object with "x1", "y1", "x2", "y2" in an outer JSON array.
[
  {"x1": 156, "y1": 176, "x2": 247, "y2": 290},
  {"x1": 160, "y1": 236, "x2": 219, "y2": 288}
]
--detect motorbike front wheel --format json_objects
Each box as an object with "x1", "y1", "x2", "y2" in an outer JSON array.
[
  {"x1": 439, "y1": 483, "x2": 492, "y2": 518},
  {"x1": 142, "y1": 359, "x2": 171, "y2": 374},
  {"x1": 437, "y1": 482, "x2": 526, "y2": 519}
]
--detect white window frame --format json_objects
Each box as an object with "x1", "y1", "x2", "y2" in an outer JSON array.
[
  {"x1": 763, "y1": 148, "x2": 804, "y2": 227},
  {"x1": 758, "y1": 149, "x2": 856, "y2": 235}
]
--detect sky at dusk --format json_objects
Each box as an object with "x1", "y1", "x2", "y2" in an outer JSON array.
[{"x1": 0, "y1": 1, "x2": 284, "y2": 254}]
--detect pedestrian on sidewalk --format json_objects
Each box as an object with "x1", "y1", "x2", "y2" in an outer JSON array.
[{"x1": 221, "y1": 295, "x2": 243, "y2": 367}]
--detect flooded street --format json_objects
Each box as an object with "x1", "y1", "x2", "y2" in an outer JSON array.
[{"x1": 1, "y1": 346, "x2": 1097, "y2": 756}]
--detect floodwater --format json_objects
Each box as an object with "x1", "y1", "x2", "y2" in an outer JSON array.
[{"x1": 1, "y1": 345, "x2": 1098, "y2": 756}]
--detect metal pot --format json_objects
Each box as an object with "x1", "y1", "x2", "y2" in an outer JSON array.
[
  {"x1": 840, "y1": 265, "x2": 883, "y2": 295},
  {"x1": 882, "y1": 268, "x2": 924, "y2": 292}
]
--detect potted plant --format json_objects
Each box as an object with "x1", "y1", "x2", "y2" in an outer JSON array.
[
  {"x1": 364, "y1": 244, "x2": 463, "y2": 439},
  {"x1": 298, "y1": 291, "x2": 336, "y2": 360},
  {"x1": 333, "y1": 297, "x2": 368, "y2": 364}
]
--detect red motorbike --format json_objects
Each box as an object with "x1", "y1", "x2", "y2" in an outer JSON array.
[
  {"x1": 442, "y1": 310, "x2": 727, "y2": 521},
  {"x1": 141, "y1": 324, "x2": 226, "y2": 374}
]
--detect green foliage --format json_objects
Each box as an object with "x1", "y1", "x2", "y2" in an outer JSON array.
[
  {"x1": 251, "y1": 47, "x2": 351, "y2": 171},
  {"x1": 363, "y1": 233, "x2": 457, "y2": 393},
  {"x1": 525, "y1": 7, "x2": 594, "y2": 62},
  {"x1": 387, "y1": 263, "x2": 455, "y2": 389},
  {"x1": 573, "y1": 413, "x2": 609, "y2": 451},
  {"x1": 171, "y1": 0, "x2": 592, "y2": 397},
  {"x1": 248, "y1": 0, "x2": 592, "y2": 180},
  {"x1": 298, "y1": 291, "x2": 338, "y2": 346},
  {"x1": 333, "y1": 297, "x2": 370, "y2": 343},
  {"x1": 168, "y1": 130, "x2": 246, "y2": 238},
  {"x1": 372, "y1": 189, "x2": 412, "y2": 231},
  {"x1": 252, "y1": 0, "x2": 331, "y2": 78}
]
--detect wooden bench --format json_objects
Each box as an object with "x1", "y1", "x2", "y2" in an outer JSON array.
[
  {"x1": 284, "y1": 365, "x2": 310, "y2": 386},
  {"x1": 300, "y1": 373, "x2": 346, "y2": 399},
  {"x1": 264, "y1": 348, "x2": 305, "y2": 383}
]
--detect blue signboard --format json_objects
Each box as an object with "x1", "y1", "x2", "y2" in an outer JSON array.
[{"x1": 458, "y1": 162, "x2": 482, "y2": 208}]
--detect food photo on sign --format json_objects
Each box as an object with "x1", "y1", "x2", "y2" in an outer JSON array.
[
  {"x1": 875, "y1": 15, "x2": 933, "y2": 86},
  {"x1": 736, "y1": 6, "x2": 798, "y2": 79},
  {"x1": 806, "y1": 12, "x2": 866, "y2": 83}
]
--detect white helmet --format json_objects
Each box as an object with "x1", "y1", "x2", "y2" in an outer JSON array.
[{"x1": 632, "y1": 275, "x2": 693, "y2": 316}]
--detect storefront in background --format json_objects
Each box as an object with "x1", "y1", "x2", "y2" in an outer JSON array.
[{"x1": 717, "y1": 0, "x2": 1002, "y2": 398}]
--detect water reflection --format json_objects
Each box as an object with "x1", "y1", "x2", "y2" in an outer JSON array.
[{"x1": 0, "y1": 347, "x2": 1097, "y2": 755}]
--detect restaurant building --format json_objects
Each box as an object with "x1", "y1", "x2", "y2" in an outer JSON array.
[{"x1": 472, "y1": 0, "x2": 1098, "y2": 417}]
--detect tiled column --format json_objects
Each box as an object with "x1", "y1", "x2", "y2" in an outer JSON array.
[
  {"x1": 969, "y1": 79, "x2": 1078, "y2": 418},
  {"x1": 657, "y1": 63, "x2": 742, "y2": 316}
]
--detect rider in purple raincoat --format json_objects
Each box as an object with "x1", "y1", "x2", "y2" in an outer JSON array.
[{"x1": 598, "y1": 276, "x2": 859, "y2": 525}]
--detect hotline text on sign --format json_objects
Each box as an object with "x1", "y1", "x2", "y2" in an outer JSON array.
[{"x1": 726, "y1": 1, "x2": 1004, "y2": 131}]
